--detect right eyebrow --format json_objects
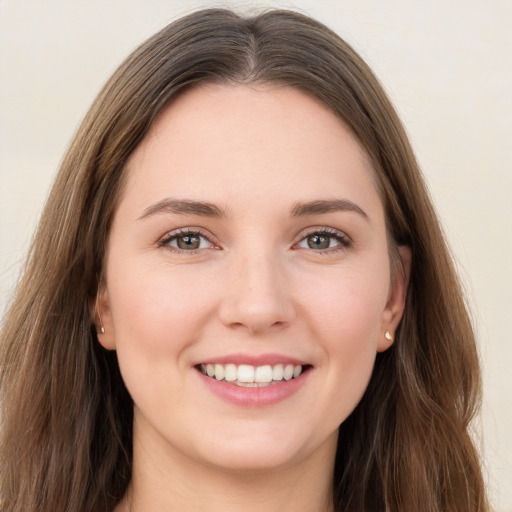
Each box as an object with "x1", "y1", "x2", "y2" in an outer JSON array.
[
  {"x1": 290, "y1": 198, "x2": 368, "y2": 220},
  {"x1": 138, "y1": 198, "x2": 225, "y2": 220}
]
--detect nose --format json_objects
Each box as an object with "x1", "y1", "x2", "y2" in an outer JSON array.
[{"x1": 217, "y1": 250, "x2": 295, "y2": 334}]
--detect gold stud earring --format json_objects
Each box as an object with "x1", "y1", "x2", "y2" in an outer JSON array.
[
  {"x1": 97, "y1": 325, "x2": 105, "y2": 335},
  {"x1": 385, "y1": 331, "x2": 393, "y2": 342}
]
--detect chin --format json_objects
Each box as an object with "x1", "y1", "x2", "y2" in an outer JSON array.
[
  {"x1": 205, "y1": 447, "x2": 303, "y2": 474},
  {"x1": 196, "y1": 426, "x2": 337, "y2": 474}
]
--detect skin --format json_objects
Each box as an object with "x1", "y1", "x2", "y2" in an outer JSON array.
[{"x1": 97, "y1": 84, "x2": 410, "y2": 512}]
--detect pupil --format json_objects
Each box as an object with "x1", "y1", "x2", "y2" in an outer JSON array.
[
  {"x1": 177, "y1": 235, "x2": 200, "y2": 250},
  {"x1": 308, "y1": 234, "x2": 329, "y2": 249}
]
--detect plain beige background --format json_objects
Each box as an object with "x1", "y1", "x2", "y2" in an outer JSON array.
[{"x1": 1, "y1": 1, "x2": 511, "y2": 510}]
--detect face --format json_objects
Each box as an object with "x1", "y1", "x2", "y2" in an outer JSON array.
[{"x1": 98, "y1": 84, "x2": 408, "y2": 474}]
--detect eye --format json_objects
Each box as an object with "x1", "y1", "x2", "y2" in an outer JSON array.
[
  {"x1": 295, "y1": 229, "x2": 350, "y2": 252},
  {"x1": 159, "y1": 229, "x2": 215, "y2": 252}
]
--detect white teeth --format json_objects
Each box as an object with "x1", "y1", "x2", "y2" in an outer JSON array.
[
  {"x1": 255, "y1": 365, "x2": 273, "y2": 383},
  {"x1": 214, "y1": 364, "x2": 225, "y2": 381},
  {"x1": 272, "y1": 364, "x2": 284, "y2": 380},
  {"x1": 283, "y1": 364, "x2": 294, "y2": 380},
  {"x1": 199, "y1": 362, "x2": 305, "y2": 383},
  {"x1": 237, "y1": 364, "x2": 255, "y2": 383},
  {"x1": 224, "y1": 364, "x2": 237, "y2": 382}
]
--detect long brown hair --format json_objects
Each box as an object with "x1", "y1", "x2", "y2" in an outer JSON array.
[{"x1": 0, "y1": 8, "x2": 489, "y2": 512}]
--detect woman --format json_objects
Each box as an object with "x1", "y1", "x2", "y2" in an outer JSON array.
[{"x1": 0, "y1": 8, "x2": 489, "y2": 512}]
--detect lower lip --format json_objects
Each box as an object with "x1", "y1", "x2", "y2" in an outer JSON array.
[{"x1": 196, "y1": 369, "x2": 311, "y2": 407}]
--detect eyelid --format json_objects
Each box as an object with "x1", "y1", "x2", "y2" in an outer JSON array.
[
  {"x1": 292, "y1": 226, "x2": 352, "y2": 251},
  {"x1": 157, "y1": 227, "x2": 220, "y2": 253}
]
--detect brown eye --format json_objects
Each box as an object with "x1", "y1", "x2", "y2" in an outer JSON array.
[
  {"x1": 306, "y1": 234, "x2": 330, "y2": 250},
  {"x1": 162, "y1": 230, "x2": 213, "y2": 252},
  {"x1": 296, "y1": 230, "x2": 348, "y2": 252},
  {"x1": 176, "y1": 234, "x2": 201, "y2": 250}
]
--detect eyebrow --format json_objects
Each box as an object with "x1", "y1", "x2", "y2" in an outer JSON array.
[
  {"x1": 290, "y1": 199, "x2": 368, "y2": 219},
  {"x1": 138, "y1": 198, "x2": 225, "y2": 220},
  {"x1": 138, "y1": 197, "x2": 368, "y2": 221}
]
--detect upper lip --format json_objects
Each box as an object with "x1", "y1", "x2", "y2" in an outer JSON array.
[{"x1": 194, "y1": 353, "x2": 310, "y2": 367}]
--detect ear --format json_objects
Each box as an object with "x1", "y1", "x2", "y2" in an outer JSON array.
[
  {"x1": 90, "y1": 286, "x2": 116, "y2": 351},
  {"x1": 378, "y1": 245, "x2": 411, "y2": 352}
]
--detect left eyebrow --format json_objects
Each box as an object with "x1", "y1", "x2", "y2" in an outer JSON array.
[
  {"x1": 290, "y1": 199, "x2": 368, "y2": 220},
  {"x1": 138, "y1": 198, "x2": 226, "y2": 220}
]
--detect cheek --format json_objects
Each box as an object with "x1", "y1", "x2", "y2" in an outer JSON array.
[
  {"x1": 321, "y1": 283, "x2": 383, "y2": 375},
  {"x1": 104, "y1": 261, "x2": 214, "y2": 417},
  {"x1": 297, "y1": 265, "x2": 388, "y2": 420},
  {"x1": 107, "y1": 259, "x2": 218, "y2": 350},
  {"x1": 300, "y1": 264, "x2": 388, "y2": 344},
  {"x1": 105, "y1": 261, "x2": 216, "y2": 413}
]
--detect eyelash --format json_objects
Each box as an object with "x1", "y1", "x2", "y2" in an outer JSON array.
[
  {"x1": 158, "y1": 229, "x2": 216, "y2": 254},
  {"x1": 294, "y1": 228, "x2": 351, "y2": 254},
  {"x1": 157, "y1": 227, "x2": 351, "y2": 255}
]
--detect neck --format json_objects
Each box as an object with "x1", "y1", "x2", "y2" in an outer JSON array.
[{"x1": 115, "y1": 420, "x2": 337, "y2": 512}]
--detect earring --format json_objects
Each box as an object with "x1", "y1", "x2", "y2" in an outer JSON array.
[
  {"x1": 385, "y1": 331, "x2": 393, "y2": 342},
  {"x1": 97, "y1": 325, "x2": 105, "y2": 335}
]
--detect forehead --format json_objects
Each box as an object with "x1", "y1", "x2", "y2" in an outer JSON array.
[{"x1": 121, "y1": 83, "x2": 382, "y2": 219}]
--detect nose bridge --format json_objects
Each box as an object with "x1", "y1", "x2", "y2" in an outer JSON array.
[{"x1": 218, "y1": 243, "x2": 294, "y2": 333}]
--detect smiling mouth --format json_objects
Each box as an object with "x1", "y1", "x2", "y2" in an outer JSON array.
[{"x1": 197, "y1": 363, "x2": 310, "y2": 387}]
